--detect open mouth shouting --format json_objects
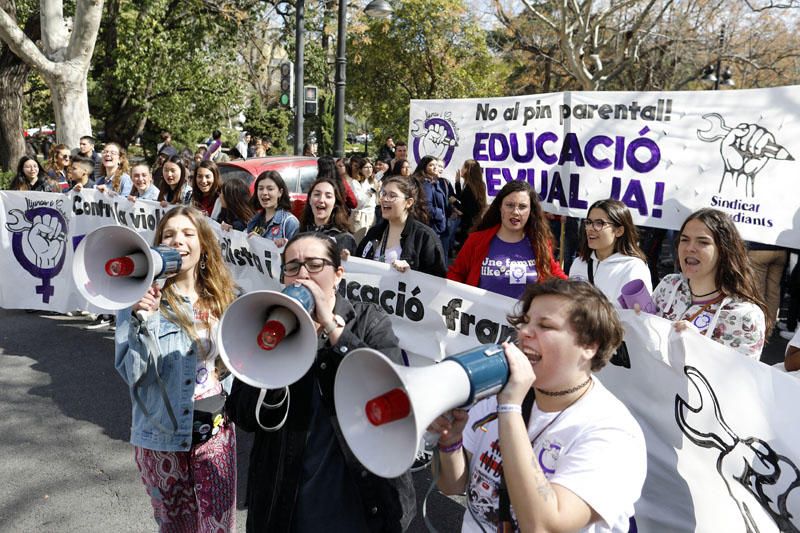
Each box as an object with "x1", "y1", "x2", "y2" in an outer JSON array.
[{"x1": 521, "y1": 346, "x2": 542, "y2": 366}]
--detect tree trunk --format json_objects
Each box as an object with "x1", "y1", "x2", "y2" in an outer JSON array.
[
  {"x1": 46, "y1": 66, "x2": 92, "y2": 147},
  {"x1": 0, "y1": 64, "x2": 27, "y2": 171},
  {"x1": 0, "y1": 0, "x2": 35, "y2": 171},
  {"x1": 0, "y1": 0, "x2": 103, "y2": 151}
]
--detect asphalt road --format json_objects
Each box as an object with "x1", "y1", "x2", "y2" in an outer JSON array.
[{"x1": 0, "y1": 309, "x2": 466, "y2": 533}]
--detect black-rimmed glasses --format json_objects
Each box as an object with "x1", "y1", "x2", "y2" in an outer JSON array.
[
  {"x1": 282, "y1": 257, "x2": 334, "y2": 276},
  {"x1": 583, "y1": 218, "x2": 614, "y2": 231}
]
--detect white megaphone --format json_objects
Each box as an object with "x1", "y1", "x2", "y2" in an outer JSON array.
[
  {"x1": 217, "y1": 284, "x2": 319, "y2": 389},
  {"x1": 334, "y1": 344, "x2": 509, "y2": 478},
  {"x1": 72, "y1": 225, "x2": 182, "y2": 311}
]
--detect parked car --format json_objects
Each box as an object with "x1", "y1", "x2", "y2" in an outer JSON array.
[
  {"x1": 23, "y1": 124, "x2": 56, "y2": 137},
  {"x1": 217, "y1": 156, "x2": 318, "y2": 219}
]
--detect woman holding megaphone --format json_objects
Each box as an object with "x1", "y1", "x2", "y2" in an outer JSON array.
[
  {"x1": 432, "y1": 280, "x2": 646, "y2": 533},
  {"x1": 226, "y1": 232, "x2": 416, "y2": 532},
  {"x1": 114, "y1": 206, "x2": 239, "y2": 530}
]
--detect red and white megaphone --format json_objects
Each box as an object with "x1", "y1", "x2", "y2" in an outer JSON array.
[
  {"x1": 217, "y1": 284, "x2": 319, "y2": 389},
  {"x1": 72, "y1": 225, "x2": 182, "y2": 311},
  {"x1": 334, "y1": 344, "x2": 509, "y2": 478}
]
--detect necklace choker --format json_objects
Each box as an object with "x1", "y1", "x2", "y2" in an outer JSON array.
[
  {"x1": 536, "y1": 376, "x2": 592, "y2": 397},
  {"x1": 688, "y1": 281, "x2": 719, "y2": 298}
]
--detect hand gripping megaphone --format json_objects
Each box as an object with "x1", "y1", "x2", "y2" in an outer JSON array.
[
  {"x1": 72, "y1": 225, "x2": 182, "y2": 311},
  {"x1": 334, "y1": 344, "x2": 509, "y2": 478},
  {"x1": 217, "y1": 284, "x2": 319, "y2": 389}
]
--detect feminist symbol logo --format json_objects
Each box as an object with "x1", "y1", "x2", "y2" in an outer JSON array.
[
  {"x1": 411, "y1": 111, "x2": 459, "y2": 168},
  {"x1": 4, "y1": 207, "x2": 68, "y2": 303}
]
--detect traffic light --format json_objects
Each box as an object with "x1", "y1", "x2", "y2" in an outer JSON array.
[
  {"x1": 279, "y1": 62, "x2": 293, "y2": 108},
  {"x1": 304, "y1": 85, "x2": 318, "y2": 116}
]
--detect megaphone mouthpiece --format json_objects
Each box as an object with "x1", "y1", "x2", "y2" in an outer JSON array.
[
  {"x1": 105, "y1": 252, "x2": 149, "y2": 278},
  {"x1": 217, "y1": 286, "x2": 319, "y2": 389},
  {"x1": 257, "y1": 307, "x2": 300, "y2": 350},
  {"x1": 366, "y1": 388, "x2": 411, "y2": 426},
  {"x1": 73, "y1": 226, "x2": 182, "y2": 311}
]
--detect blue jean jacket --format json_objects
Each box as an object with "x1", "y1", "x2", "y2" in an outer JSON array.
[
  {"x1": 114, "y1": 300, "x2": 231, "y2": 452},
  {"x1": 246, "y1": 208, "x2": 300, "y2": 241}
]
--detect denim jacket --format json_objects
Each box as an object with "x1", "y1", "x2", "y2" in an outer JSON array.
[
  {"x1": 246, "y1": 208, "x2": 300, "y2": 241},
  {"x1": 114, "y1": 299, "x2": 231, "y2": 452}
]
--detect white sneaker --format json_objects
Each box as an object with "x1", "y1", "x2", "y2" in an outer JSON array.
[
  {"x1": 780, "y1": 330, "x2": 797, "y2": 341},
  {"x1": 85, "y1": 317, "x2": 112, "y2": 330}
]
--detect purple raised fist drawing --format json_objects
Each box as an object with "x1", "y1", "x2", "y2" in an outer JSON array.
[{"x1": 5, "y1": 208, "x2": 68, "y2": 302}]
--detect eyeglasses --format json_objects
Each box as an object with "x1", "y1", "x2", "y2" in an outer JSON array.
[
  {"x1": 282, "y1": 257, "x2": 334, "y2": 276},
  {"x1": 583, "y1": 219, "x2": 614, "y2": 231},
  {"x1": 502, "y1": 202, "x2": 529, "y2": 212},
  {"x1": 379, "y1": 191, "x2": 404, "y2": 201},
  {"x1": 102, "y1": 150, "x2": 120, "y2": 156},
  {"x1": 60, "y1": 153, "x2": 71, "y2": 159}
]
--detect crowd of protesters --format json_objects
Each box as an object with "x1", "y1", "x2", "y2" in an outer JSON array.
[{"x1": 6, "y1": 128, "x2": 798, "y2": 533}]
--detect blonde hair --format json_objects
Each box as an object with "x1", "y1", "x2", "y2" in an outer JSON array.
[
  {"x1": 46, "y1": 143, "x2": 70, "y2": 174},
  {"x1": 102, "y1": 142, "x2": 131, "y2": 193}
]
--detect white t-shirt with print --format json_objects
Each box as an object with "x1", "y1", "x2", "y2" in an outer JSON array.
[
  {"x1": 192, "y1": 312, "x2": 221, "y2": 399},
  {"x1": 461, "y1": 379, "x2": 647, "y2": 533}
]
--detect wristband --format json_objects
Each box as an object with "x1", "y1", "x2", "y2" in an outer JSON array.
[
  {"x1": 438, "y1": 438, "x2": 463, "y2": 453},
  {"x1": 497, "y1": 403, "x2": 522, "y2": 414}
]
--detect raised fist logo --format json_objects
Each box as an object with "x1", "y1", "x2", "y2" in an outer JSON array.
[
  {"x1": 411, "y1": 113, "x2": 459, "y2": 167},
  {"x1": 697, "y1": 113, "x2": 794, "y2": 198},
  {"x1": 5, "y1": 208, "x2": 68, "y2": 303}
]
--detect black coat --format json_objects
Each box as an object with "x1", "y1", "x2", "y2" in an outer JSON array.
[
  {"x1": 455, "y1": 181, "x2": 483, "y2": 244},
  {"x1": 355, "y1": 217, "x2": 446, "y2": 277},
  {"x1": 226, "y1": 296, "x2": 416, "y2": 532}
]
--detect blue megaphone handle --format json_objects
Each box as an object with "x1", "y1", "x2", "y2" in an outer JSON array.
[
  {"x1": 152, "y1": 246, "x2": 182, "y2": 279},
  {"x1": 447, "y1": 344, "x2": 509, "y2": 406},
  {"x1": 282, "y1": 283, "x2": 316, "y2": 314}
]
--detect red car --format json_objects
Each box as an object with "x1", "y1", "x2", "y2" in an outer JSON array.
[{"x1": 217, "y1": 156, "x2": 318, "y2": 219}]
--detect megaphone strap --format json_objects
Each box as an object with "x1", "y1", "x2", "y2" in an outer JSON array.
[
  {"x1": 255, "y1": 387, "x2": 290, "y2": 432},
  {"x1": 132, "y1": 325, "x2": 179, "y2": 435}
]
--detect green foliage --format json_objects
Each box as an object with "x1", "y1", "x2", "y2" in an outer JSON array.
[
  {"x1": 0, "y1": 170, "x2": 13, "y2": 190},
  {"x1": 91, "y1": 0, "x2": 258, "y2": 151},
  {"x1": 346, "y1": 0, "x2": 510, "y2": 137},
  {"x1": 21, "y1": 73, "x2": 54, "y2": 129},
  {"x1": 243, "y1": 101, "x2": 294, "y2": 155}
]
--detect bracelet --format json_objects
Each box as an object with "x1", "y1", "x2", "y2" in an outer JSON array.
[
  {"x1": 497, "y1": 403, "x2": 522, "y2": 414},
  {"x1": 438, "y1": 438, "x2": 463, "y2": 453}
]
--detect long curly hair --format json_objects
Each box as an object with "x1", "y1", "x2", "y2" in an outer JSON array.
[
  {"x1": 676, "y1": 208, "x2": 772, "y2": 333},
  {"x1": 577, "y1": 199, "x2": 646, "y2": 262},
  {"x1": 154, "y1": 207, "x2": 237, "y2": 364},
  {"x1": 45, "y1": 143, "x2": 70, "y2": 174},
  {"x1": 476, "y1": 180, "x2": 556, "y2": 281}
]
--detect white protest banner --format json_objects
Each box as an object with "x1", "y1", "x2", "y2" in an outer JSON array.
[
  {"x1": 408, "y1": 86, "x2": 800, "y2": 247},
  {"x1": 4, "y1": 190, "x2": 800, "y2": 532},
  {"x1": 340, "y1": 256, "x2": 518, "y2": 364},
  {"x1": 599, "y1": 311, "x2": 800, "y2": 532},
  {"x1": 0, "y1": 189, "x2": 281, "y2": 312}
]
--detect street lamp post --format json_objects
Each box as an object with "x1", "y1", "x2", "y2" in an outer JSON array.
[
  {"x1": 294, "y1": 0, "x2": 305, "y2": 155},
  {"x1": 333, "y1": 0, "x2": 393, "y2": 158}
]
